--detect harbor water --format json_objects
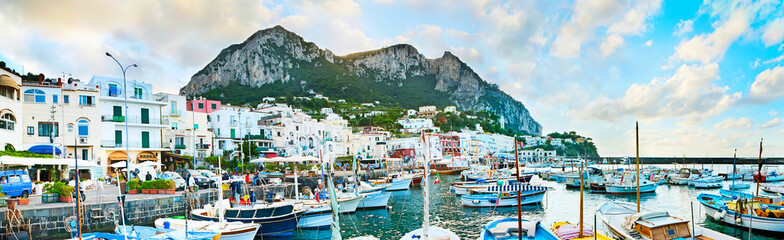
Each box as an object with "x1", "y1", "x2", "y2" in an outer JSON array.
[{"x1": 289, "y1": 164, "x2": 782, "y2": 240}]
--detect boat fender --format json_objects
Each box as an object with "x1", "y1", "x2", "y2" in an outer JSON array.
[
  {"x1": 713, "y1": 209, "x2": 727, "y2": 220},
  {"x1": 489, "y1": 198, "x2": 497, "y2": 204},
  {"x1": 163, "y1": 221, "x2": 171, "y2": 229},
  {"x1": 735, "y1": 217, "x2": 742, "y2": 224},
  {"x1": 472, "y1": 200, "x2": 480, "y2": 204}
]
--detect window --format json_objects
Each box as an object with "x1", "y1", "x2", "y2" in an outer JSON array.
[
  {"x1": 194, "y1": 124, "x2": 199, "y2": 129},
  {"x1": 230, "y1": 116, "x2": 235, "y2": 124},
  {"x1": 211, "y1": 103, "x2": 216, "y2": 109},
  {"x1": 53, "y1": 95, "x2": 58, "y2": 103},
  {"x1": 198, "y1": 103, "x2": 204, "y2": 109},
  {"x1": 38, "y1": 122, "x2": 59, "y2": 137},
  {"x1": 79, "y1": 95, "x2": 94, "y2": 106},
  {"x1": 134, "y1": 87, "x2": 143, "y2": 99},
  {"x1": 23, "y1": 89, "x2": 45, "y2": 103},
  {"x1": 63, "y1": 95, "x2": 70, "y2": 103},
  {"x1": 8, "y1": 175, "x2": 20, "y2": 183},
  {"x1": 77, "y1": 119, "x2": 89, "y2": 136},
  {"x1": 175, "y1": 137, "x2": 184, "y2": 145},
  {"x1": 67, "y1": 124, "x2": 73, "y2": 132},
  {"x1": 0, "y1": 113, "x2": 15, "y2": 130},
  {"x1": 115, "y1": 130, "x2": 122, "y2": 146},
  {"x1": 171, "y1": 122, "x2": 178, "y2": 129},
  {"x1": 27, "y1": 126, "x2": 34, "y2": 135},
  {"x1": 81, "y1": 149, "x2": 88, "y2": 160},
  {"x1": 108, "y1": 84, "x2": 118, "y2": 96}
]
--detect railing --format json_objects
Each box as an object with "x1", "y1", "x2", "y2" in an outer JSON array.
[
  {"x1": 101, "y1": 115, "x2": 162, "y2": 125},
  {"x1": 247, "y1": 135, "x2": 270, "y2": 140},
  {"x1": 198, "y1": 144, "x2": 210, "y2": 149},
  {"x1": 175, "y1": 144, "x2": 187, "y2": 149},
  {"x1": 170, "y1": 109, "x2": 183, "y2": 116},
  {"x1": 101, "y1": 140, "x2": 162, "y2": 149}
]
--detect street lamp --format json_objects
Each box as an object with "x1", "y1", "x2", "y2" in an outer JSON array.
[{"x1": 105, "y1": 52, "x2": 137, "y2": 191}]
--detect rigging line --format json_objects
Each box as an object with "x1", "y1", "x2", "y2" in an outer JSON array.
[{"x1": 395, "y1": 187, "x2": 411, "y2": 230}]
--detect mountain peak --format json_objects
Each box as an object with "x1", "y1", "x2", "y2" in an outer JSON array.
[{"x1": 182, "y1": 27, "x2": 542, "y2": 135}]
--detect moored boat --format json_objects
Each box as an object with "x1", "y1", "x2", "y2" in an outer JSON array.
[
  {"x1": 154, "y1": 218, "x2": 258, "y2": 240},
  {"x1": 479, "y1": 218, "x2": 558, "y2": 240}
]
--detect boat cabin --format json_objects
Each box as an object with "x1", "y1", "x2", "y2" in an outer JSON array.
[{"x1": 630, "y1": 211, "x2": 691, "y2": 240}]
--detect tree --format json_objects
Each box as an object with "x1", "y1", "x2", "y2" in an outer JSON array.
[{"x1": 437, "y1": 115, "x2": 447, "y2": 125}]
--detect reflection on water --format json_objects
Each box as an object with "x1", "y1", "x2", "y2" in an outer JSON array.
[{"x1": 289, "y1": 164, "x2": 781, "y2": 240}]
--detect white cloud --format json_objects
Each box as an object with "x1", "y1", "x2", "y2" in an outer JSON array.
[
  {"x1": 670, "y1": 10, "x2": 750, "y2": 64},
  {"x1": 748, "y1": 65, "x2": 784, "y2": 103},
  {"x1": 601, "y1": 34, "x2": 626, "y2": 57},
  {"x1": 571, "y1": 63, "x2": 741, "y2": 124},
  {"x1": 551, "y1": 0, "x2": 660, "y2": 59},
  {"x1": 714, "y1": 117, "x2": 752, "y2": 129},
  {"x1": 761, "y1": 118, "x2": 783, "y2": 129},
  {"x1": 762, "y1": 17, "x2": 784, "y2": 47},
  {"x1": 644, "y1": 40, "x2": 653, "y2": 46},
  {"x1": 762, "y1": 53, "x2": 784, "y2": 65},
  {"x1": 770, "y1": 110, "x2": 779, "y2": 116},
  {"x1": 673, "y1": 19, "x2": 693, "y2": 36}
]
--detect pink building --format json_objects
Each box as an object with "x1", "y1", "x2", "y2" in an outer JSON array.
[{"x1": 187, "y1": 99, "x2": 221, "y2": 114}]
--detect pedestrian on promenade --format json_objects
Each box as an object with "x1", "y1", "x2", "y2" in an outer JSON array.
[{"x1": 145, "y1": 172, "x2": 152, "y2": 181}]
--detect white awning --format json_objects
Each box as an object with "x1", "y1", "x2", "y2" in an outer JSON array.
[
  {"x1": 0, "y1": 156, "x2": 98, "y2": 168},
  {"x1": 250, "y1": 155, "x2": 321, "y2": 163}
]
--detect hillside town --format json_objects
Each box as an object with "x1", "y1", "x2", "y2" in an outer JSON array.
[{"x1": 0, "y1": 64, "x2": 591, "y2": 182}]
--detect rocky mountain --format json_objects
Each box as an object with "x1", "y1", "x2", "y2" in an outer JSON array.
[{"x1": 181, "y1": 25, "x2": 542, "y2": 135}]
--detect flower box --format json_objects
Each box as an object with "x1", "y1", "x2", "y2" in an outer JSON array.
[
  {"x1": 128, "y1": 189, "x2": 139, "y2": 194},
  {"x1": 42, "y1": 193, "x2": 60, "y2": 203},
  {"x1": 164, "y1": 189, "x2": 175, "y2": 194},
  {"x1": 142, "y1": 189, "x2": 151, "y2": 194},
  {"x1": 60, "y1": 196, "x2": 74, "y2": 203},
  {"x1": 17, "y1": 198, "x2": 29, "y2": 205}
]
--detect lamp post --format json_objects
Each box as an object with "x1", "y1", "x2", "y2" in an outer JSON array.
[{"x1": 105, "y1": 52, "x2": 137, "y2": 193}]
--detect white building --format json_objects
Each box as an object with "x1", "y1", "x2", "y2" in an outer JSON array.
[
  {"x1": 518, "y1": 148, "x2": 556, "y2": 161},
  {"x1": 208, "y1": 105, "x2": 274, "y2": 158},
  {"x1": 320, "y1": 108, "x2": 333, "y2": 114},
  {"x1": 0, "y1": 68, "x2": 22, "y2": 151},
  {"x1": 406, "y1": 109, "x2": 417, "y2": 117},
  {"x1": 89, "y1": 76, "x2": 168, "y2": 173},
  {"x1": 157, "y1": 93, "x2": 213, "y2": 160},
  {"x1": 395, "y1": 118, "x2": 435, "y2": 133},
  {"x1": 444, "y1": 106, "x2": 457, "y2": 113}
]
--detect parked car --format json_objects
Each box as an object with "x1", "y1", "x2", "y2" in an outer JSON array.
[
  {"x1": 174, "y1": 169, "x2": 211, "y2": 188},
  {"x1": 0, "y1": 170, "x2": 33, "y2": 198},
  {"x1": 157, "y1": 171, "x2": 186, "y2": 190},
  {"x1": 195, "y1": 170, "x2": 219, "y2": 187}
]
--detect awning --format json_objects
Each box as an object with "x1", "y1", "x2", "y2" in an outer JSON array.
[
  {"x1": 0, "y1": 75, "x2": 19, "y2": 90},
  {"x1": 0, "y1": 155, "x2": 97, "y2": 168},
  {"x1": 137, "y1": 151, "x2": 157, "y2": 160},
  {"x1": 108, "y1": 151, "x2": 128, "y2": 161},
  {"x1": 264, "y1": 153, "x2": 278, "y2": 158},
  {"x1": 28, "y1": 145, "x2": 62, "y2": 155},
  {"x1": 250, "y1": 155, "x2": 320, "y2": 163}
]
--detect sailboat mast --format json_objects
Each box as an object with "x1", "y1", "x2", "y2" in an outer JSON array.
[
  {"x1": 326, "y1": 151, "x2": 342, "y2": 240},
  {"x1": 423, "y1": 131, "x2": 430, "y2": 238},
  {"x1": 636, "y1": 121, "x2": 640, "y2": 213},
  {"x1": 579, "y1": 160, "x2": 585, "y2": 238},
  {"x1": 218, "y1": 155, "x2": 225, "y2": 226},
  {"x1": 732, "y1": 149, "x2": 737, "y2": 189},
  {"x1": 514, "y1": 137, "x2": 522, "y2": 240},
  {"x1": 756, "y1": 138, "x2": 763, "y2": 196}
]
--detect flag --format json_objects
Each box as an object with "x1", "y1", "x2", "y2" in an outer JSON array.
[
  {"x1": 495, "y1": 192, "x2": 503, "y2": 207},
  {"x1": 434, "y1": 173, "x2": 441, "y2": 184}
]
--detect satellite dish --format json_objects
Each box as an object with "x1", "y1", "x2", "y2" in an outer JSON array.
[{"x1": 68, "y1": 78, "x2": 74, "y2": 84}]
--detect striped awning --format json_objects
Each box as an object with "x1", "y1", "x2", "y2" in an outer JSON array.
[
  {"x1": 108, "y1": 151, "x2": 128, "y2": 161},
  {"x1": 484, "y1": 185, "x2": 549, "y2": 193},
  {"x1": 137, "y1": 151, "x2": 157, "y2": 160}
]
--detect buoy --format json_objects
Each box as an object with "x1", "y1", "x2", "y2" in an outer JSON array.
[
  {"x1": 735, "y1": 217, "x2": 742, "y2": 224},
  {"x1": 713, "y1": 210, "x2": 726, "y2": 220}
]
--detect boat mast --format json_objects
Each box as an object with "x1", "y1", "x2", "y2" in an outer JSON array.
[
  {"x1": 732, "y1": 149, "x2": 736, "y2": 189},
  {"x1": 514, "y1": 136, "x2": 522, "y2": 240},
  {"x1": 218, "y1": 155, "x2": 225, "y2": 227},
  {"x1": 423, "y1": 131, "x2": 430, "y2": 238},
  {"x1": 326, "y1": 151, "x2": 342, "y2": 240},
  {"x1": 756, "y1": 138, "x2": 763, "y2": 196},
  {"x1": 635, "y1": 121, "x2": 640, "y2": 213},
  {"x1": 579, "y1": 159, "x2": 585, "y2": 238},
  {"x1": 75, "y1": 138, "x2": 82, "y2": 240}
]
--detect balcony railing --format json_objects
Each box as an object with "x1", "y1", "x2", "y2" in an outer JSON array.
[
  {"x1": 198, "y1": 144, "x2": 211, "y2": 149},
  {"x1": 170, "y1": 109, "x2": 183, "y2": 116},
  {"x1": 247, "y1": 135, "x2": 270, "y2": 140},
  {"x1": 101, "y1": 140, "x2": 162, "y2": 149},
  {"x1": 101, "y1": 115, "x2": 162, "y2": 125},
  {"x1": 175, "y1": 144, "x2": 187, "y2": 149}
]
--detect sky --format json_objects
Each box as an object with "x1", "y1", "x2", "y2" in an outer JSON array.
[{"x1": 1, "y1": 0, "x2": 783, "y2": 158}]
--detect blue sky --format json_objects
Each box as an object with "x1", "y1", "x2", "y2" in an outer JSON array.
[{"x1": 1, "y1": 0, "x2": 782, "y2": 157}]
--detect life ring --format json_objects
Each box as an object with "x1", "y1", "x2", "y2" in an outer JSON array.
[{"x1": 472, "y1": 200, "x2": 480, "y2": 204}]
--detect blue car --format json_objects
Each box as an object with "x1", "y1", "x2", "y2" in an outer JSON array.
[{"x1": 0, "y1": 170, "x2": 33, "y2": 198}]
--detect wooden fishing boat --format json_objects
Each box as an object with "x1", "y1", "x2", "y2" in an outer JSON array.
[
  {"x1": 698, "y1": 192, "x2": 784, "y2": 232},
  {"x1": 598, "y1": 201, "x2": 737, "y2": 240}
]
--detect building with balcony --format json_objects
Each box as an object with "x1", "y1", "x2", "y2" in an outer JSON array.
[
  {"x1": 518, "y1": 148, "x2": 556, "y2": 161},
  {"x1": 89, "y1": 76, "x2": 167, "y2": 173},
  {"x1": 0, "y1": 67, "x2": 23, "y2": 151},
  {"x1": 187, "y1": 97, "x2": 221, "y2": 114},
  {"x1": 208, "y1": 105, "x2": 274, "y2": 158},
  {"x1": 396, "y1": 118, "x2": 436, "y2": 133},
  {"x1": 157, "y1": 93, "x2": 213, "y2": 160}
]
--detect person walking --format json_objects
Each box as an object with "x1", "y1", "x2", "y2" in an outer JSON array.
[{"x1": 145, "y1": 172, "x2": 153, "y2": 181}]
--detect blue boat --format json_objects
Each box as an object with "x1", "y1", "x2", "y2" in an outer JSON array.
[
  {"x1": 190, "y1": 200, "x2": 300, "y2": 237},
  {"x1": 479, "y1": 218, "x2": 558, "y2": 240}
]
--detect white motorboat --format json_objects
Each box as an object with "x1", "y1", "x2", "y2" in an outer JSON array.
[{"x1": 155, "y1": 218, "x2": 259, "y2": 240}]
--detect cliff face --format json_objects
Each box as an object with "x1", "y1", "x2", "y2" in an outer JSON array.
[{"x1": 181, "y1": 25, "x2": 542, "y2": 135}]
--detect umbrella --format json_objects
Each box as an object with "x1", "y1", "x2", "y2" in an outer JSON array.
[
  {"x1": 137, "y1": 161, "x2": 162, "y2": 167},
  {"x1": 109, "y1": 161, "x2": 128, "y2": 168}
]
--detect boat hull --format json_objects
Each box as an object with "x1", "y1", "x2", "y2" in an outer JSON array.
[
  {"x1": 461, "y1": 191, "x2": 546, "y2": 208},
  {"x1": 337, "y1": 196, "x2": 362, "y2": 213},
  {"x1": 359, "y1": 192, "x2": 391, "y2": 209},
  {"x1": 297, "y1": 206, "x2": 332, "y2": 229},
  {"x1": 605, "y1": 183, "x2": 657, "y2": 194},
  {"x1": 386, "y1": 178, "x2": 412, "y2": 191},
  {"x1": 479, "y1": 218, "x2": 559, "y2": 240},
  {"x1": 190, "y1": 208, "x2": 299, "y2": 237},
  {"x1": 154, "y1": 218, "x2": 259, "y2": 240},
  {"x1": 698, "y1": 194, "x2": 784, "y2": 232}
]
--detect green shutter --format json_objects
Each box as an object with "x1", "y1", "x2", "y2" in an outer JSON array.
[
  {"x1": 141, "y1": 108, "x2": 149, "y2": 124},
  {"x1": 141, "y1": 132, "x2": 150, "y2": 148},
  {"x1": 115, "y1": 130, "x2": 122, "y2": 146},
  {"x1": 113, "y1": 106, "x2": 122, "y2": 116},
  {"x1": 230, "y1": 129, "x2": 235, "y2": 138}
]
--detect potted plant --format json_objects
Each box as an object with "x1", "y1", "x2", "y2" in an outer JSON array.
[
  {"x1": 141, "y1": 181, "x2": 152, "y2": 194},
  {"x1": 165, "y1": 180, "x2": 176, "y2": 194},
  {"x1": 157, "y1": 179, "x2": 168, "y2": 194},
  {"x1": 127, "y1": 180, "x2": 140, "y2": 194},
  {"x1": 51, "y1": 182, "x2": 74, "y2": 203},
  {"x1": 42, "y1": 182, "x2": 60, "y2": 203}
]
